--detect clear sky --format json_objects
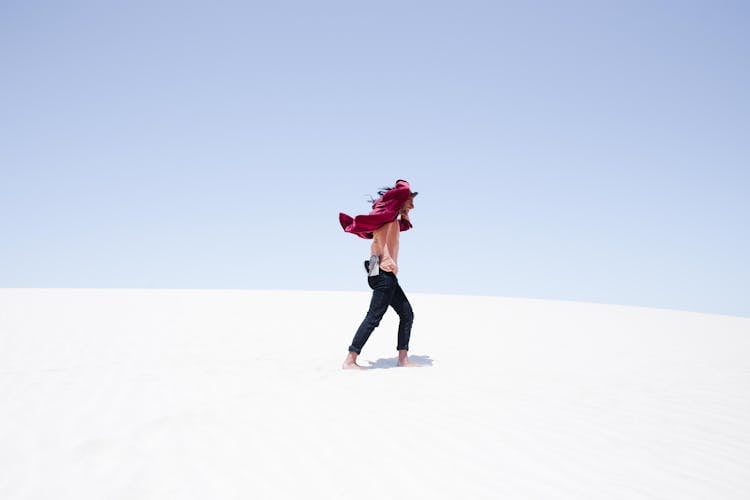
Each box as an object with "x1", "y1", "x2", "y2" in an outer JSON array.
[{"x1": 1, "y1": 0, "x2": 748, "y2": 317}]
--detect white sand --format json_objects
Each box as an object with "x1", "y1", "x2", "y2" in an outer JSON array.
[{"x1": 1, "y1": 289, "x2": 749, "y2": 499}]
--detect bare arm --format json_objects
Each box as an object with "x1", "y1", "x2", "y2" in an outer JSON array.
[{"x1": 375, "y1": 222, "x2": 399, "y2": 274}]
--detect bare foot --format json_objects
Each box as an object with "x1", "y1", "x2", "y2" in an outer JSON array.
[
  {"x1": 342, "y1": 352, "x2": 366, "y2": 370},
  {"x1": 397, "y1": 359, "x2": 422, "y2": 367},
  {"x1": 397, "y1": 350, "x2": 422, "y2": 367}
]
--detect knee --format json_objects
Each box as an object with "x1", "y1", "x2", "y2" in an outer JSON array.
[
  {"x1": 366, "y1": 317, "x2": 382, "y2": 328},
  {"x1": 400, "y1": 305, "x2": 414, "y2": 324},
  {"x1": 364, "y1": 309, "x2": 386, "y2": 328}
]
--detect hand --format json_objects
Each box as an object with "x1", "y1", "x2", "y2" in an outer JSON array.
[{"x1": 380, "y1": 259, "x2": 398, "y2": 274}]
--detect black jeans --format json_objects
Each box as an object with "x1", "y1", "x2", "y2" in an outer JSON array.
[{"x1": 348, "y1": 271, "x2": 414, "y2": 355}]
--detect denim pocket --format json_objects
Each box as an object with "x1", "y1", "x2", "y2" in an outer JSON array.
[{"x1": 368, "y1": 272, "x2": 396, "y2": 291}]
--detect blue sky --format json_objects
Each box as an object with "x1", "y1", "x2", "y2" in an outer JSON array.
[{"x1": 1, "y1": 0, "x2": 748, "y2": 317}]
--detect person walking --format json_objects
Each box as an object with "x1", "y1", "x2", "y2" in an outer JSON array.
[{"x1": 338, "y1": 179, "x2": 420, "y2": 369}]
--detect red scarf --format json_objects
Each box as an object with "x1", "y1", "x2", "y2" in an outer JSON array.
[{"x1": 339, "y1": 180, "x2": 416, "y2": 239}]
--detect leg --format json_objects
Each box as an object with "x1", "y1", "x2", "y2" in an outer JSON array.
[
  {"x1": 390, "y1": 284, "x2": 421, "y2": 367},
  {"x1": 389, "y1": 283, "x2": 414, "y2": 352},
  {"x1": 343, "y1": 273, "x2": 397, "y2": 369}
]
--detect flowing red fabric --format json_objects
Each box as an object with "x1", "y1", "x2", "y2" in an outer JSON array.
[{"x1": 339, "y1": 180, "x2": 415, "y2": 240}]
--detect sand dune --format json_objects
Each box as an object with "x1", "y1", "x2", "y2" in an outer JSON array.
[{"x1": 1, "y1": 289, "x2": 749, "y2": 499}]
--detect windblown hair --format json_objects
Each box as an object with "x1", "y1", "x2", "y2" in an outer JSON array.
[{"x1": 367, "y1": 185, "x2": 394, "y2": 204}]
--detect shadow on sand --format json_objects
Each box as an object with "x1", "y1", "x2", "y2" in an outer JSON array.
[{"x1": 366, "y1": 354, "x2": 434, "y2": 370}]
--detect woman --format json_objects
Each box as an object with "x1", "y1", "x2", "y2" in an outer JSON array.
[{"x1": 338, "y1": 179, "x2": 420, "y2": 369}]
